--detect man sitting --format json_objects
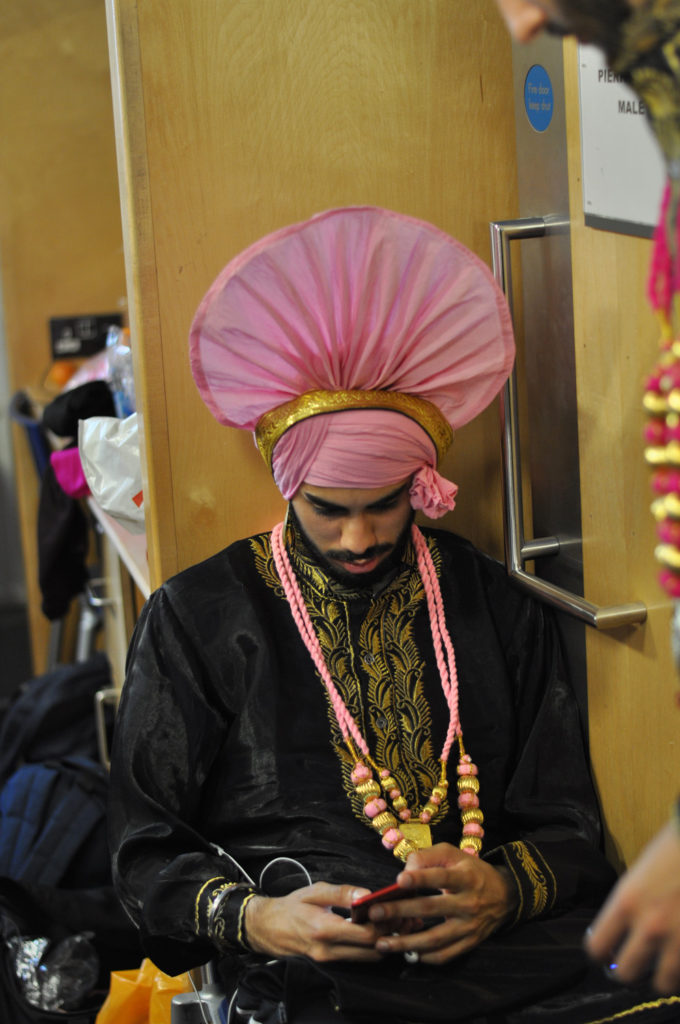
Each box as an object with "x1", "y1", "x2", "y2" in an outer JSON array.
[{"x1": 109, "y1": 207, "x2": 671, "y2": 1021}]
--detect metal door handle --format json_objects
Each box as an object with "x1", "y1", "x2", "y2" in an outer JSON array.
[
  {"x1": 95, "y1": 688, "x2": 120, "y2": 769},
  {"x1": 489, "y1": 217, "x2": 646, "y2": 629},
  {"x1": 85, "y1": 578, "x2": 115, "y2": 608}
]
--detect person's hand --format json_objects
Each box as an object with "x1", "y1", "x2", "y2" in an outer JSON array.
[
  {"x1": 585, "y1": 820, "x2": 680, "y2": 994},
  {"x1": 243, "y1": 881, "x2": 392, "y2": 962},
  {"x1": 369, "y1": 842, "x2": 518, "y2": 964}
]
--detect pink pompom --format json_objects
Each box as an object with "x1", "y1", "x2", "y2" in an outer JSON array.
[
  {"x1": 381, "y1": 828, "x2": 403, "y2": 849},
  {"x1": 399, "y1": 808, "x2": 412, "y2": 821},
  {"x1": 659, "y1": 569, "x2": 680, "y2": 598},
  {"x1": 658, "y1": 520, "x2": 680, "y2": 546},
  {"x1": 463, "y1": 822, "x2": 484, "y2": 837},
  {"x1": 351, "y1": 763, "x2": 371, "y2": 783},
  {"x1": 364, "y1": 798, "x2": 387, "y2": 819},
  {"x1": 644, "y1": 420, "x2": 666, "y2": 444},
  {"x1": 457, "y1": 792, "x2": 479, "y2": 809}
]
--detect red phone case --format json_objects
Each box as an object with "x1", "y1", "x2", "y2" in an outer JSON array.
[{"x1": 350, "y1": 883, "x2": 439, "y2": 923}]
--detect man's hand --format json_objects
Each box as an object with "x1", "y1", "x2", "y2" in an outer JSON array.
[
  {"x1": 369, "y1": 842, "x2": 518, "y2": 964},
  {"x1": 243, "y1": 881, "x2": 391, "y2": 962},
  {"x1": 585, "y1": 821, "x2": 680, "y2": 994}
]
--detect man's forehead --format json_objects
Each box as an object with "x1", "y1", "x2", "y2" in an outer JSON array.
[{"x1": 298, "y1": 481, "x2": 410, "y2": 510}]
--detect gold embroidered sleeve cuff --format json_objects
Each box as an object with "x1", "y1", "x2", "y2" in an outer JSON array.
[
  {"x1": 484, "y1": 840, "x2": 557, "y2": 927},
  {"x1": 195, "y1": 878, "x2": 260, "y2": 952}
]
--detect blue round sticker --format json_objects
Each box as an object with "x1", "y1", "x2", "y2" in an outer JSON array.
[{"x1": 524, "y1": 64, "x2": 553, "y2": 132}]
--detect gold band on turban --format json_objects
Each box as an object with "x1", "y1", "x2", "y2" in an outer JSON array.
[{"x1": 255, "y1": 389, "x2": 454, "y2": 469}]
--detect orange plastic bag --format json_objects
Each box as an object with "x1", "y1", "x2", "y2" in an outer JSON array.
[{"x1": 95, "y1": 957, "x2": 192, "y2": 1024}]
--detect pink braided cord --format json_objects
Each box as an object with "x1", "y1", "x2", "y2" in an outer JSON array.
[
  {"x1": 410, "y1": 524, "x2": 461, "y2": 762},
  {"x1": 269, "y1": 520, "x2": 461, "y2": 765},
  {"x1": 271, "y1": 522, "x2": 368, "y2": 754}
]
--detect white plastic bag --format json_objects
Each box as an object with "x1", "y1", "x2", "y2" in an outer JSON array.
[{"x1": 78, "y1": 413, "x2": 145, "y2": 534}]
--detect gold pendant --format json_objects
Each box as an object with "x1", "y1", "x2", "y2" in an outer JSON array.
[{"x1": 400, "y1": 822, "x2": 432, "y2": 848}]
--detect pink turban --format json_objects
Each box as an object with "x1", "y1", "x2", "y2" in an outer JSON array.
[{"x1": 190, "y1": 206, "x2": 515, "y2": 517}]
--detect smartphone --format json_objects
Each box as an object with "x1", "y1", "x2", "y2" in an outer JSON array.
[{"x1": 350, "y1": 883, "x2": 440, "y2": 923}]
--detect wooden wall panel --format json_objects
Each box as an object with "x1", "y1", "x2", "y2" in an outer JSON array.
[
  {"x1": 107, "y1": 0, "x2": 519, "y2": 587},
  {"x1": 564, "y1": 39, "x2": 678, "y2": 870},
  {"x1": 0, "y1": 0, "x2": 126, "y2": 671}
]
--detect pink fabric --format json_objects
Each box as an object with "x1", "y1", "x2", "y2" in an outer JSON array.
[
  {"x1": 271, "y1": 407, "x2": 457, "y2": 516},
  {"x1": 410, "y1": 466, "x2": 458, "y2": 518},
  {"x1": 191, "y1": 206, "x2": 514, "y2": 431},
  {"x1": 190, "y1": 206, "x2": 515, "y2": 512},
  {"x1": 50, "y1": 448, "x2": 90, "y2": 499}
]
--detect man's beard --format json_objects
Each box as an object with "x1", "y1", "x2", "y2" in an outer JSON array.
[{"x1": 288, "y1": 506, "x2": 415, "y2": 590}]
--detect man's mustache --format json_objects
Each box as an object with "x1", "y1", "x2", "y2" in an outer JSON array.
[{"x1": 326, "y1": 543, "x2": 393, "y2": 563}]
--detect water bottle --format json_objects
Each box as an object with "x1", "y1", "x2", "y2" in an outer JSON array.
[{"x1": 106, "y1": 325, "x2": 136, "y2": 418}]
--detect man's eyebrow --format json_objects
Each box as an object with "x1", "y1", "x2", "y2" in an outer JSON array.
[
  {"x1": 301, "y1": 482, "x2": 409, "y2": 513},
  {"x1": 302, "y1": 492, "x2": 348, "y2": 513}
]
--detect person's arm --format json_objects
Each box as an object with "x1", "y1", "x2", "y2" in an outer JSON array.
[
  {"x1": 109, "y1": 587, "x2": 251, "y2": 973},
  {"x1": 243, "y1": 883, "x2": 396, "y2": 962},
  {"x1": 585, "y1": 804, "x2": 680, "y2": 994},
  {"x1": 109, "y1": 584, "x2": 387, "y2": 972},
  {"x1": 363, "y1": 842, "x2": 518, "y2": 963},
  {"x1": 371, "y1": 558, "x2": 617, "y2": 963},
  {"x1": 480, "y1": 578, "x2": 617, "y2": 924}
]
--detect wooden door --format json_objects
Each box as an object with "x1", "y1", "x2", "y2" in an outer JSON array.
[
  {"x1": 106, "y1": 0, "x2": 520, "y2": 586},
  {"x1": 564, "y1": 41, "x2": 678, "y2": 870}
]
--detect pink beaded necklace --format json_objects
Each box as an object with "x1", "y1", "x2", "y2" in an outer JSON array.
[
  {"x1": 270, "y1": 520, "x2": 484, "y2": 861},
  {"x1": 644, "y1": 181, "x2": 680, "y2": 598}
]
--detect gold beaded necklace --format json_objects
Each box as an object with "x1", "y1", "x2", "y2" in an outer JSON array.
[{"x1": 271, "y1": 520, "x2": 484, "y2": 861}]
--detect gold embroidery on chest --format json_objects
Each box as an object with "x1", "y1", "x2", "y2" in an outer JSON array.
[
  {"x1": 250, "y1": 534, "x2": 283, "y2": 596},
  {"x1": 253, "y1": 532, "x2": 450, "y2": 825}
]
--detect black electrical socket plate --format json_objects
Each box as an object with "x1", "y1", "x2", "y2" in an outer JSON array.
[{"x1": 49, "y1": 313, "x2": 124, "y2": 359}]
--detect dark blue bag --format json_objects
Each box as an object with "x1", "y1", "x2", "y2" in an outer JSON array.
[
  {"x1": 0, "y1": 659, "x2": 143, "y2": 1003},
  {"x1": 0, "y1": 756, "x2": 109, "y2": 889},
  {"x1": 0, "y1": 654, "x2": 111, "y2": 788}
]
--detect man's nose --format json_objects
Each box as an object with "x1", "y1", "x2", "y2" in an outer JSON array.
[
  {"x1": 503, "y1": 4, "x2": 549, "y2": 43},
  {"x1": 341, "y1": 515, "x2": 377, "y2": 553}
]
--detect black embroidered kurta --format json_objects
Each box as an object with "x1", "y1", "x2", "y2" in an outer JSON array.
[{"x1": 109, "y1": 527, "x2": 615, "y2": 980}]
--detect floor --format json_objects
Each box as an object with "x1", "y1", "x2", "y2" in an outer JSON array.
[{"x1": 0, "y1": 603, "x2": 32, "y2": 701}]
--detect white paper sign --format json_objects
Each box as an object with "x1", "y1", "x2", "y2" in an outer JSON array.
[{"x1": 578, "y1": 43, "x2": 666, "y2": 234}]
